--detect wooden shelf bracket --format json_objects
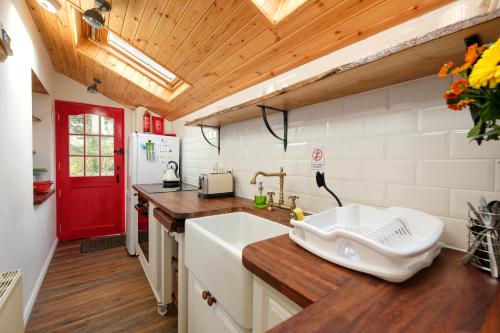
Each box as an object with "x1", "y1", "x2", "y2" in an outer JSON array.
[
  {"x1": 258, "y1": 105, "x2": 288, "y2": 152},
  {"x1": 199, "y1": 125, "x2": 220, "y2": 155}
]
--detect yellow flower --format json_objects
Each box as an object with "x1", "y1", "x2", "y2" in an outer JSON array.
[{"x1": 469, "y1": 38, "x2": 500, "y2": 89}]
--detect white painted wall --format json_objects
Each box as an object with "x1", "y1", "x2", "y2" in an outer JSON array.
[
  {"x1": 0, "y1": 0, "x2": 135, "y2": 325},
  {"x1": 32, "y1": 93, "x2": 54, "y2": 180},
  {"x1": 133, "y1": 106, "x2": 173, "y2": 134},
  {"x1": 173, "y1": 1, "x2": 500, "y2": 251},
  {"x1": 0, "y1": 0, "x2": 57, "y2": 324}
]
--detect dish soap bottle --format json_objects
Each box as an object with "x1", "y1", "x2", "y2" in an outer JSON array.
[{"x1": 254, "y1": 182, "x2": 267, "y2": 209}]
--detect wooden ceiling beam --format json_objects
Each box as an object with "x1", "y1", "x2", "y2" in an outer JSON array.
[
  {"x1": 26, "y1": 0, "x2": 453, "y2": 120},
  {"x1": 168, "y1": 0, "x2": 453, "y2": 118}
]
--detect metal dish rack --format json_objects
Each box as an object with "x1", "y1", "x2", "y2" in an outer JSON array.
[{"x1": 466, "y1": 210, "x2": 500, "y2": 278}]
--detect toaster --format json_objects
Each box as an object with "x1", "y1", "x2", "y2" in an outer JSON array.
[{"x1": 198, "y1": 172, "x2": 234, "y2": 198}]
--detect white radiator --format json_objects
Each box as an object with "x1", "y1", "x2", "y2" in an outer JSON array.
[{"x1": 0, "y1": 269, "x2": 24, "y2": 333}]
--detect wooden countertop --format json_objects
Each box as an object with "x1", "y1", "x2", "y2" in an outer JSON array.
[
  {"x1": 133, "y1": 185, "x2": 293, "y2": 231},
  {"x1": 132, "y1": 185, "x2": 499, "y2": 332},
  {"x1": 244, "y1": 235, "x2": 500, "y2": 333}
]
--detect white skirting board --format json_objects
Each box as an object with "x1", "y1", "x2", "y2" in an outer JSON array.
[{"x1": 23, "y1": 238, "x2": 58, "y2": 326}]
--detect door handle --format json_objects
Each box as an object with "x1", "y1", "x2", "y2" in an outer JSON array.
[
  {"x1": 114, "y1": 148, "x2": 124, "y2": 155},
  {"x1": 116, "y1": 173, "x2": 120, "y2": 183}
]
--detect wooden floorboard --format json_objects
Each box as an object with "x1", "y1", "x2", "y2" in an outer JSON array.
[{"x1": 26, "y1": 241, "x2": 177, "y2": 333}]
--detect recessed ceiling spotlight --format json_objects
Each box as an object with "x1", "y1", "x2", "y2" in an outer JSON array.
[
  {"x1": 87, "y1": 78, "x2": 101, "y2": 94},
  {"x1": 83, "y1": 0, "x2": 111, "y2": 30},
  {"x1": 36, "y1": 0, "x2": 61, "y2": 14}
]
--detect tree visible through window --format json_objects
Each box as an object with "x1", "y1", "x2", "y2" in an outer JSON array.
[{"x1": 68, "y1": 114, "x2": 114, "y2": 177}]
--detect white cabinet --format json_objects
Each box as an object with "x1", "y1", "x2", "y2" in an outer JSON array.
[
  {"x1": 252, "y1": 277, "x2": 302, "y2": 333},
  {"x1": 188, "y1": 272, "x2": 250, "y2": 333}
]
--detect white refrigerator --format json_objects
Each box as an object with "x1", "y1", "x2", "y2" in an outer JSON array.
[{"x1": 126, "y1": 133, "x2": 180, "y2": 255}]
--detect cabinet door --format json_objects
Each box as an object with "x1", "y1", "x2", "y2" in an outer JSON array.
[
  {"x1": 253, "y1": 277, "x2": 302, "y2": 333},
  {"x1": 188, "y1": 273, "x2": 249, "y2": 333}
]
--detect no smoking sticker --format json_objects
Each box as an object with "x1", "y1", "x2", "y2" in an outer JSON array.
[{"x1": 311, "y1": 146, "x2": 324, "y2": 171}]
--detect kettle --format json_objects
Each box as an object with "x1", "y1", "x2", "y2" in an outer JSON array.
[{"x1": 163, "y1": 161, "x2": 180, "y2": 187}]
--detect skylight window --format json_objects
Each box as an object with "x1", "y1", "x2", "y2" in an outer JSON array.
[{"x1": 107, "y1": 31, "x2": 177, "y2": 83}]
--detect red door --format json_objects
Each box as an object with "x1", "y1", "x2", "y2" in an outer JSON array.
[{"x1": 56, "y1": 101, "x2": 125, "y2": 241}]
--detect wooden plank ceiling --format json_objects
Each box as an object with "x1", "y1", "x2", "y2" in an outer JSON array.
[{"x1": 26, "y1": 0, "x2": 452, "y2": 120}]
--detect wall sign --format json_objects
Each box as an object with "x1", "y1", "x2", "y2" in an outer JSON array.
[{"x1": 311, "y1": 146, "x2": 324, "y2": 171}]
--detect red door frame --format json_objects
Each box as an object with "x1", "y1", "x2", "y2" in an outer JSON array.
[{"x1": 55, "y1": 100, "x2": 125, "y2": 240}]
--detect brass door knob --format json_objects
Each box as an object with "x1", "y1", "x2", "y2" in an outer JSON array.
[
  {"x1": 202, "y1": 290, "x2": 211, "y2": 300},
  {"x1": 207, "y1": 295, "x2": 217, "y2": 306}
]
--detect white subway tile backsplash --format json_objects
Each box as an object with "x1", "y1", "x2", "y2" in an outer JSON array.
[
  {"x1": 325, "y1": 160, "x2": 363, "y2": 181},
  {"x1": 417, "y1": 160, "x2": 495, "y2": 190},
  {"x1": 439, "y1": 217, "x2": 468, "y2": 251},
  {"x1": 325, "y1": 138, "x2": 342, "y2": 160},
  {"x1": 342, "y1": 137, "x2": 385, "y2": 159},
  {"x1": 344, "y1": 88, "x2": 388, "y2": 117},
  {"x1": 496, "y1": 161, "x2": 500, "y2": 191},
  {"x1": 293, "y1": 121, "x2": 327, "y2": 142},
  {"x1": 342, "y1": 181, "x2": 386, "y2": 206},
  {"x1": 364, "y1": 160, "x2": 416, "y2": 185},
  {"x1": 450, "y1": 130, "x2": 500, "y2": 159},
  {"x1": 284, "y1": 142, "x2": 309, "y2": 160},
  {"x1": 328, "y1": 117, "x2": 364, "y2": 138},
  {"x1": 248, "y1": 143, "x2": 284, "y2": 159},
  {"x1": 389, "y1": 76, "x2": 448, "y2": 111},
  {"x1": 288, "y1": 107, "x2": 310, "y2": 126},
  {"x1": 364, "y1": 110, "x2": 417, "y2": 136},
  {"x1": 418, "y1": 106, "x2": 473, "y2": 132},
  {"x1": 178, "y1": 76, "x2": 500, "y2": 252},
  {"x1": 387, "y1": 132, "x2": 448, "y2": 160},
  {"x1": 387, "y1": 184, "x2": 449, "y2": 216},
  {"x1": 306, "y1": 99, "x2": 343, "y2": 122},
  {"x1": 273, "y1": 160, "x2": 297, "y2": 176},
  {"x1": 287, "y1": 176, "x2": 329, "y2": 198},
  {"x1": 449, "y1": 189, "x2": 500, "y2": 220}
]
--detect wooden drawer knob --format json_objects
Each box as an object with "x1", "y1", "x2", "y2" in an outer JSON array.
[
  {"x1": 202, "y1": 290, "x2": 211, "y2": 300},
  {"x1": 207, "y1": 295, "x2": 217, "y2": 306}
]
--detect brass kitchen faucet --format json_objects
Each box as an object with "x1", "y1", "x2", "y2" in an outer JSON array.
[{"x1": 250, "y1": 167, "x2": 298, "y2": 212}]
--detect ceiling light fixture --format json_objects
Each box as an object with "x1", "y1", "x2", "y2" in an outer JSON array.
[
  {"x1": 83, "y1": 0, "x2": 111, "y2": 30},
  {"x1": 87, "y1": 78, "x2": 101, "y2": 94},
  {"x1": 36, "y1": 0, "x2": 61, "y2": 14}
]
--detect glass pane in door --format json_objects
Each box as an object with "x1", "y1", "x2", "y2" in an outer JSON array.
[
  {"x1": 101, "y1": 116, "x2": 114, "y2": 135},
  {"x1": 85, "y1": 157, "x2": 99, "y2": 176},
  {"x1": 85, "y1": 136, "x2": 99, "y2": 156},
  {"x1": 69, "y1": 135, "x2": 84, "y2": 155},
  {"x1": 85, "y1": 114, "x2": 100, "y2": 135},
  {"x1": 69, "y1": 115, "x2": 84, "y2": 134},
  {"x1": 101, "y1": 137, "x2": 114, "y2": 156},
  {"x1": 101, "y1": 157, "x2": 114, "y2": 176},
  {"x1": 69, "y1": 157, "x2": 84, "y2": 176}
]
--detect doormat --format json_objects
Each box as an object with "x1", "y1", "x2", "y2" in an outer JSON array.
[{"x1": 80, "y1": 234, "x2": 126, "y2": 253}]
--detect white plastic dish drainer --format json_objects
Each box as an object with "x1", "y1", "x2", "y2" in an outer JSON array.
[{"x1": 289, "y1": 205, "x2": 445, "y2": 282}]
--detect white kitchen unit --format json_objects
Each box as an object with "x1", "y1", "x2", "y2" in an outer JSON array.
[
  {"x1": 185, "y1": 212, "x2": 290, "y2": 333},
  {"x1": 167, "y1": 229, "x2": 188, "y2": 333},
  {"x1": 126, "y1": 133, "x2": 180, "y2": 255},
  {"x1": 188, "y1": 272, "x2": 250, "y2": 333},
  {"x1": 252, "y1": 276, "x2": 302, "y2": 333},
  {"x1": 137, "y1": 203, "x2": 163, "y2": 302},
  {"x1": 137, "y1": 202, "x2": 179, "y2": 315}
]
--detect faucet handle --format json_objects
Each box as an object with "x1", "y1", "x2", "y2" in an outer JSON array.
[
  {"x1": 267, "y1": 192, "x2": 275, "y2": 211},
  {"x1": 289, "y1": 195, "x2": 299, "y2": 210}
]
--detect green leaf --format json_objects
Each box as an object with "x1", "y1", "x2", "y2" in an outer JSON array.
[{"x1": 467, "y1": 120, "x2": 484, "y2": 139}]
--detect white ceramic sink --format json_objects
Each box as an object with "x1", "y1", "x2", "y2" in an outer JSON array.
[{"x1": 185, "y1": 212, "x2": 289, "y2": 329}]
